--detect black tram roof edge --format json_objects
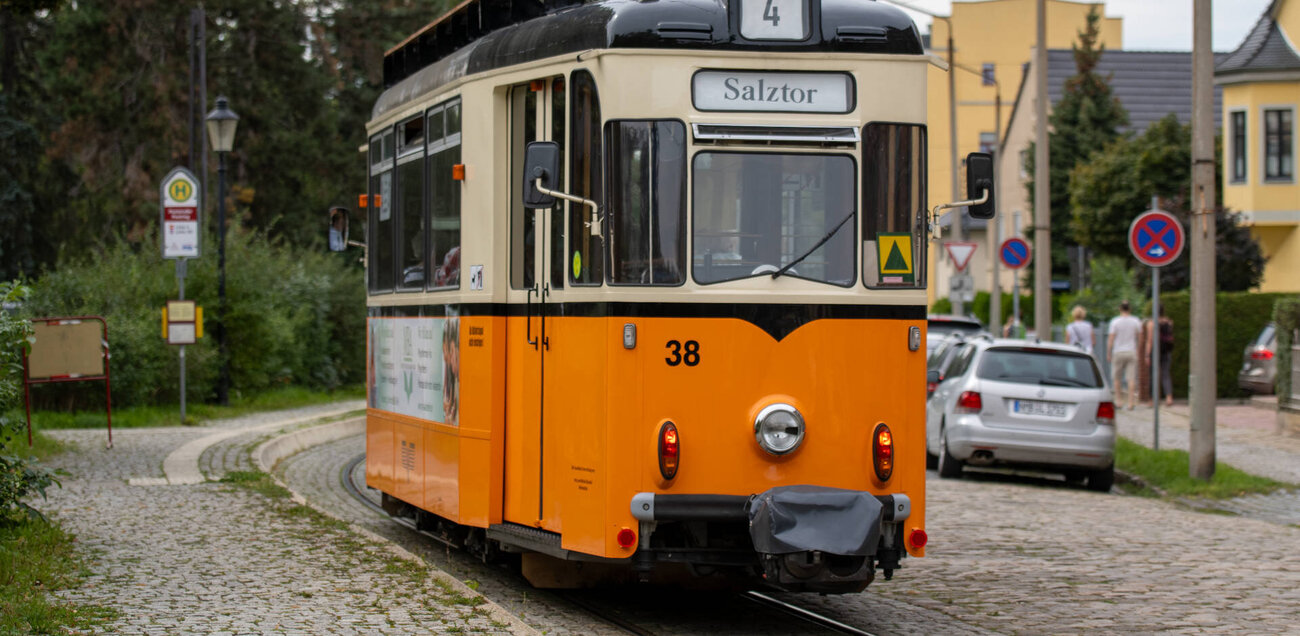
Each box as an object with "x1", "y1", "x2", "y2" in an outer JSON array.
[{"x1": 375, "y1": 0, "x2": 924, "y2": 122}]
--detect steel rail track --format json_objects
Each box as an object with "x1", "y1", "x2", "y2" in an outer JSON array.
[{"x1": 339, "y1": 452, "x2": 875, "y2": 636}]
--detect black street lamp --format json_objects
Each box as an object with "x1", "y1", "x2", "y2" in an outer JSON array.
[{"x1": 205, "y1": 95, "x2": 238, "y2": 405}]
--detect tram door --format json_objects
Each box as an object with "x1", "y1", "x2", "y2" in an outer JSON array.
[{"x1": 504, "y1": 77, "x2": 567, "y2": 530}]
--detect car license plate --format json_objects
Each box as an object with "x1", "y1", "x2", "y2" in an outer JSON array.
[{"x1": 1013, "y1": 400, "x2": 1067, "y2": 417}]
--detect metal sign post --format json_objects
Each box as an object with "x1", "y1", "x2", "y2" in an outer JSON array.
[
  {"x1": 1000, "y1": 213, "x2": 1031, "y2": 338},
  {"x1": 162, "y1": 167, "x2": 201, "y2": 424},
  {"x1": 1129, "y1": 200, "x2": 1185, "y2": 450}
]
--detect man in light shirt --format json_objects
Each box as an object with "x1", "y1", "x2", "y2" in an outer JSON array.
[{"x1": 1107, "y1": 300, "x2": 1143, "y2": 410}]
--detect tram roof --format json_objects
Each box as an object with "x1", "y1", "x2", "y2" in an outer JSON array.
[{"x1": 375, "y1": 0, "x2": 923, "y2": 120}]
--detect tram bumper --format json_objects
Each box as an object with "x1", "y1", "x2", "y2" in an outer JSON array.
[{"x1": 630, "y1": 486, "x2": 908, "y2": 592}]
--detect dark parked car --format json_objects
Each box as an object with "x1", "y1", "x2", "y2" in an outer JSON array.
[
  {"x1": 926, "y1": 315, "x2": 984, "y2": 354},
  {"x1": 1238, "y1": 323, "x2": 1277, "y2": 395}
]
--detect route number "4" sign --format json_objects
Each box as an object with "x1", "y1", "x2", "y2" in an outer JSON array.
[{"x1": 740, "y1": 0, "x2": 808, "y2": 41}]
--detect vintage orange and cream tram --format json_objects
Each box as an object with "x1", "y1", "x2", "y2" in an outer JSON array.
[{"x1": 334, "y1": 0, "x2": 995, "y2": 593}]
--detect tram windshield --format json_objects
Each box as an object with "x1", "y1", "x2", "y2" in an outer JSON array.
[{"x1": 692, "y1": 153, "x2": 856, "y2": 286}]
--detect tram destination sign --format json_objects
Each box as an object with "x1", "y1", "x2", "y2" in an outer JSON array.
[{"x1": 692, "y1": 71, "x2": 854, "y2": 114}]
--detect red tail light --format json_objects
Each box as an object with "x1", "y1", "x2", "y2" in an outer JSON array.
[
  {"x1": 955, "y1": 391, "x2": 982, "y2": 413},
  {"x1": 658, "y1": 421, "x2": 679, "y2": 480},
  {"x1": 1096, "y1": 401, "x2": 1115, "y2": 425},
  {"x1": 926, "y1": 381, "x2": 939, "y2": 394},
  {"x1": 617, "y1": 527, "x2": 637, "y2": 548},
  {"x1": 872, "y1": 423, "x2": 894, "y2": 481},
  {"x1": 1251, "y1": 349, "x2": 1274, "y2": 360}
]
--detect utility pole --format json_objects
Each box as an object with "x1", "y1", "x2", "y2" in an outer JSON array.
[
  {"x1": 946, "y1": 17, "x2": 964, "y2": 317},
  {"x1": 1189, "y1": 0, "x2": 1217, "y2": 480},
  {"x1": 1033, "y1": 0, "x2": 1050, "y2": 340},
  {"x1": 989, "y1": 88, "x2": 1002, "y2": 333}
]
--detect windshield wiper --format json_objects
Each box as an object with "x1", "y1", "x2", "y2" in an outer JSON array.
[
  {"x1": 1038, "y1": 378, "x2": 1089, "y2": 387},
  {"x1": 771, "y1": 209, "x2": 856, "y2": 279}
]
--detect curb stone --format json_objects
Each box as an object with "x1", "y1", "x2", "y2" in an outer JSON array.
[{"x1": 254, "y1": 416, "x2": 541, "y2": 636}]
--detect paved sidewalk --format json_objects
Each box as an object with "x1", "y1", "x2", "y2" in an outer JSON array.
[
  {"x1": 39, "y1": 403, "x2": 528, "y2": 635},
  {"x1": 1116, "y1": 400, "x2": 1300, "y2": 525}
]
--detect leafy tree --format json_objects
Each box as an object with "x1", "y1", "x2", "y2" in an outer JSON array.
[
  {"x1": 1069, "y1": 114, "x2": 1264, "y2": 292},
  {"x1": 1025, "y1": 5, "x2": 1129, "y2": 286},
  {"x1": 0, "y1": 281, "x2": 58, "y2": 520}
]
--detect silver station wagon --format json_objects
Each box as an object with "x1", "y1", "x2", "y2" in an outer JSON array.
[{"x1": 925, "y1": 338, "x2": 1116, "y2": 492}]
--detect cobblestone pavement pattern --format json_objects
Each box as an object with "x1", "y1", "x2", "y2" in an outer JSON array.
[
  {"x1": 42, "y1": 403, "x2": 524, "y2": 635},
  {"x1": 1118, "y1": 401, "x2": 1300, "y2": 525},
  {"x1": 283, "y1": 435, "x2": 995, "y2": 636}
]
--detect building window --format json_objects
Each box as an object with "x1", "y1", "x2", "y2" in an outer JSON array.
[
  {"x1": 1264, "y1": 108, "x2": 1293, "y2": 181},
  {"x1": 1231, "y1": 111, "x2": 1246, "y2": 183},
  {"x1": 981, "y1": 63, "x2": 995, "y2": 86},
  {"x1": 979, "y1": 132, "x2": 997, "y2": 155}
]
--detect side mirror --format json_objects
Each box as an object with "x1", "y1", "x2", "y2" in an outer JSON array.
[
  {"x1": 926, "y1": 369, "x2": 941, "y2": 385},
  {"x1": 965, "y1": 152, "x2": 996, "y2": 219},
  {"x1": 522, "y1": 141, "x2": 560, "y2": 209},
  {"x1": 328, "y1": 206, "x2": 350, "y2": 252}
]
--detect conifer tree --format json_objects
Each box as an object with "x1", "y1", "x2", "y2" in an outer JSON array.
[{"x1": 1025, "y1": 5, "x2": 1129, "y2": 286}]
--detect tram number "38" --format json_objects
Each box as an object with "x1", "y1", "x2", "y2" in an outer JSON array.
[{"x1": 665, "y1": 340, "x2": 701, "y2": 367}]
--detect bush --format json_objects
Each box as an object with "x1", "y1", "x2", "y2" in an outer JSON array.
[
  {"x1": 23, "y1": 227, "x2": 364, "y2": 409},
  {"x1": 931, "y1": 290, "x2": 1055, "y2": 332},
  {"x1": 0, "y1": 282, "x2": 59, "y2": 518},
  {"x1": 1159, "y1": 290, "x2": 1290, "y2": 399},
  {"x1": 1273, "y1": 296, "x2": 1300, "y2": 406}
]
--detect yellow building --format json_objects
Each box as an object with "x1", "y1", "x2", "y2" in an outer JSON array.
[
  {"x1": 1217, "y1": 0, "x2": 1300, "y2": 293},
  {"x1": 922, "y1": 0, "x2": 1122, "y2": 307}
]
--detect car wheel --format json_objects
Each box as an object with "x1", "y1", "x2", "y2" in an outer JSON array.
[
  {"x1": 1087, "y1": 466, "x2": 1115, "y2": 492},
  {"x1": 937, "y1": 425, "x2": 963, "y2": 479}
]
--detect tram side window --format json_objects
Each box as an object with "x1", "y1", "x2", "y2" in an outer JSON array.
[
  {"x1": 569, "y1": 70, "x2": 603, "y2": 285},
  {"x1": 369, "y1": 130, "x2": 396, "y2": 293},
  {"x1": 397, "y1": 115, "x2": 426, "y2": 290},
  {"x1": 428, "y1": 98, "x2": 462, "y2": 290},
  {"x1": 862, "y1": 123, "x2": 927, "y2": 288},
  {"x1": 606, "y1": 120, "x2": 686, "y2": 286}
]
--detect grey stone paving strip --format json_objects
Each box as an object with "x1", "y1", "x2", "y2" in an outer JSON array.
[
  {"x1": 253, "y1": 417, "x2": 540, "y2": 636},
  {"x1": 127, "y1": 402, "x2": 365, "y2": 485}
]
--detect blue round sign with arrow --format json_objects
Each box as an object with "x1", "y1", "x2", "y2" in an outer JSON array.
[
  {"x1": 999, "y1": 237, "x2": 1031, "y2": 270},
  {"x1": 1128, "y1": 209, "x2": 1184, "y2": 268}
]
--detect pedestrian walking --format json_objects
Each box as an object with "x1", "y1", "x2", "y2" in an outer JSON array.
[
  {"x1": 1138, "y1": 316, "x2": 1153, "y2": 405},
  {"x1": 1066, "y1": 306, "x2": 1095, "y2": 354},
  {"x1": 1107, "y1": 300, "x2": 1142, "y2": 410},
  {"x1": 1148, "y1": 306, "x2": 1175, "y2": 406}
]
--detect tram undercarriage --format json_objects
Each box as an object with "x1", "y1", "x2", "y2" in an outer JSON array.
[{"x1": 381, "y1": 487, "x2": 910, "y2": 594}]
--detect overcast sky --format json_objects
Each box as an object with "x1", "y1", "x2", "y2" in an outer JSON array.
[{"x1": 888, "y1": 0, "x2": 1272, "y2": 52}]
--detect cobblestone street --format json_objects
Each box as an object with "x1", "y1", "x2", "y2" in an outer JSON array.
[
  {"x1": 32, "y1": 399, "x2": 1300, "y2": 634},
  {"x1": 41, "y1": 403, "x2": 528, "y2": 635}
]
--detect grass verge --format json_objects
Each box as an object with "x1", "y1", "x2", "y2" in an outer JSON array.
[
  {"x1": 0, "y1": 513, "x2": 116, "y2": 633},
  {"x1": 1, "y1": 428, "x2": 65, "y2": 463},
  {"x1": 12, "y1": 384, "x2": 364, "y2": 430},
  {"x1": 1115, "y1": 437, "x2": 1292, "y2": 498}
]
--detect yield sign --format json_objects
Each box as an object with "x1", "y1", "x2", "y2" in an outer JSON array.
[
  {"x1": 1128, "y1": 209, "x2": 1184, "y2": 268},
  {"x1": 944, "y1": 241, "x2": 978, "y2": 272}
]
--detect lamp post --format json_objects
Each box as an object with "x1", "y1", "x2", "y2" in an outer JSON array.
[{"x1": 205, "y1": 96, "x2": 238, "y2": 406}]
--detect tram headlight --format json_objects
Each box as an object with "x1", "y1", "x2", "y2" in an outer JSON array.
[{"x1": 754, "y1": 403, "x2": 805, "y2": 455}]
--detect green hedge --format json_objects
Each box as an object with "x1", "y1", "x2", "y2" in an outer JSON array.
[
  {"x1": 931, "y1": 291, "x2": 1061, "y2": 332},
  {"x1": 1274, "y1": 296, "x2": 1300, "y2": 405},
  {"x1": 1159, "y1": 291, "x2": 1290, "y2": 400},
  {"x1": 22, "y1": 229, "x2": 364, "y2": 408}
]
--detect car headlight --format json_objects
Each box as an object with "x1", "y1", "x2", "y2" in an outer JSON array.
[{"x1": 754, "y1": 403, "x2": 805, "y2": 455}]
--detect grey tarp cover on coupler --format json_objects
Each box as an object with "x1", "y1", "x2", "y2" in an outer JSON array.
[{"x1": 747, "y1": 485, "x2": 883, "y2": 556}]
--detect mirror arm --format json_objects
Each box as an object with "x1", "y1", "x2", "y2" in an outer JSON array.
[
  {"x1": 929, "y1": 188, "x2": 990, "y2": 239},
  {"x1": 533, "y1": 177, "x2": 603, "y2": 237}
]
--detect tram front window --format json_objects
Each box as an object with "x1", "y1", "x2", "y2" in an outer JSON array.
[{"x1": 693, "y1": 153, "x2": 856, "y2": 286}]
